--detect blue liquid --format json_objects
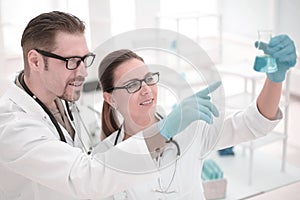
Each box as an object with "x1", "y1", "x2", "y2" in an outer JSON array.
[{"x1": 253, "y1": 55, "x2": 278, "y2": 73}]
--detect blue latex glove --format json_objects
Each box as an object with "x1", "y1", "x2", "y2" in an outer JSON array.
[
  {"x1": 158, "y1": 81, "x2": 221, "y2": 140},
  {"x1": 255, "y1": 34, "x2": 297, "y2": 82}
]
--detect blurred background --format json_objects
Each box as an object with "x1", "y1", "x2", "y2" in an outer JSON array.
[
  {"x1": 0, "y1": 0, "x2": 300, "y2": 94},
  {"x1": 0, "y1": 0, "x2": 300, "y2": 199}
]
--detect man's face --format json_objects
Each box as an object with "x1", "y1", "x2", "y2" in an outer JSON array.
[{"x1": 38, "y1": 32, "x2": 90, "y2": 102}]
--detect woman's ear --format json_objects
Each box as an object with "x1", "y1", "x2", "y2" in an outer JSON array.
[{"x1": 103, "y1": 92, "x2": 117, "y2": 109}]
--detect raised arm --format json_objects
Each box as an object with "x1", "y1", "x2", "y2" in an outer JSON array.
[{"x1": 256, "y1": 34, "x2": 297, "y2": 119}]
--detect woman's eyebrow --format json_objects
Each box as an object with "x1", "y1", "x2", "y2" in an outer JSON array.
[
  {"x1": 121, "y1": 78, "x2": 139, "y2": 85},
  {"x1": 121, "y1": 72, "x2": 152, "y2": 85}
]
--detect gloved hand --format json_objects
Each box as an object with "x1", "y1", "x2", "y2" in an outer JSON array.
[
  {"x1": 158, "y1": 81, "x2": 221, "y2": 140},
  {"x1": 255, "y1": 34, "x2": 297, "y2": 82}
]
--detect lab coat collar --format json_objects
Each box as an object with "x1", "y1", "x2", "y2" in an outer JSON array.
[
  {"x1": 5, "y1": 82, "x2": 47, "y2": 117},
  {"x1": 5, "y1": 82, "x2": 75, "y2": 144},
  {"x1": 114, "y1": 112, "x2": 164, "y2": 145}
]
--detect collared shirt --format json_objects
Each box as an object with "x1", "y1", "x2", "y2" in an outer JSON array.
[{"x1": 15, "y1": 72, "x2": 75, "y2": 139}]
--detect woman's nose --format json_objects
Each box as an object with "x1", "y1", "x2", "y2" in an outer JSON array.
[{"x1": 140, "y1": 82, "x2": 151, "y2": 95}]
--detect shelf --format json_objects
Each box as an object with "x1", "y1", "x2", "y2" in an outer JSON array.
[
  {"x1": 156, "y1": 12, "x2": 223, "y2": 64},
  {"x1": 217, "y1": 62, "x2": 265, "y2": 80},
  {"x1": 219, "y1": 64, "x2": 290, "y2": 185}
]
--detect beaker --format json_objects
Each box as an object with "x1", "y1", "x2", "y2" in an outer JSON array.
[{"x1": 253, "y1": 30, "x2": 278, "y2": 73}]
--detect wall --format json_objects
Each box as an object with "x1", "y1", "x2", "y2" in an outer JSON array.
[
  {"x1": 1, "y1": 0, "x2": 300, "y2": 96},
  {"x1": 88, "y1": 0, "x2": 112, "y2": 50},
  {"x1": 219, "y1": 0, "x2": 300, "y2": 96},
  {"x1": 220, "y1": 0, "x2": 276, "y2": 40},
  {"x1": 135, "y1": 0, "x2": 160, "y2": 28}
]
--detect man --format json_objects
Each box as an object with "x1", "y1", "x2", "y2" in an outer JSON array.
[
  {"x1": 0, "y1": 11, "x2": 157, "y2": 200},
  {"x1": 0, "y1": 11, "x2": 145, "y2": 200},
  {"x1": 0, "y1": 11, "x2": 219, "y2": 200}
]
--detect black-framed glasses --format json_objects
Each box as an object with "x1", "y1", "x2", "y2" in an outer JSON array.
[
  {"x1": 35, "y1": 49, "x2": 96, "y2": 70},
  {"x1": 106, "y1": 72, "x2": 160, "y2": 94}
]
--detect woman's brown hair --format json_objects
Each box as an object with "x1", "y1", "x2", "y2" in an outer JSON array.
[{"x1": 98, "y1": 49, "x2": 144, "y2": 139}]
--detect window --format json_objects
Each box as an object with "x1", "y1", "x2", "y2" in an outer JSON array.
[
  {"x1": 159, "y1": 0, "x2": 218, "y2": 38},
  {"x1": 110, "y1": 0, "x2": 135, "y2": 36},
  {"x1": 0, "y1": 0, "x2": 90, "y2": 55}
]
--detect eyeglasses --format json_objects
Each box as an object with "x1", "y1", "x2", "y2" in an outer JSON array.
[
  {"x1": 153, "y1": 139, "x2": 180, "y2": 194},
  {"x1": 106, "y1": 72, "x2": 159, "y2": 94},
  {"x1": 35, "y1": 49, "x2": 96, "y2": 70}
]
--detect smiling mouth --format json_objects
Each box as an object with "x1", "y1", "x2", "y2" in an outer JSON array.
[
  {"x1": 68, "y1": 82, "x2": 83, "y2": 87},
  {"x1": 140, "y1": 98, "x2": 154, "y2": 105}
]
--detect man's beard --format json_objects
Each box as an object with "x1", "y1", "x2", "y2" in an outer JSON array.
[{"x1": 59, "y1": 88, "x2": 81, "y2": 102}]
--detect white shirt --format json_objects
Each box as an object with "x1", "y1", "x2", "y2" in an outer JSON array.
[{"x1": 99, "y1": 103, "x2": 282, "y2": 200}]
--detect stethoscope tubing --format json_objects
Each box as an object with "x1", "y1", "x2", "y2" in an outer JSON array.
[
  {"x1": 18, "y1": 72, "x2": 93, "y2": 154},
  {"x1": 18, "y1": 72, "x2": 67, "y2": 143},
  {"x1": 113, "y1": 112, "x2": 180, "y2": 156}
]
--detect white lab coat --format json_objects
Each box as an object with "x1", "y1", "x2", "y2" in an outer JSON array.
[
  {"x1": 0, "y1": 83, "x2": 159, "y2": 200},
  {"x1": 100, "y1": 103, "x2": 282, "y2": 200}
]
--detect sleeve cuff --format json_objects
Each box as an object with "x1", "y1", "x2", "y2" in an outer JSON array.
[{"x1": 244, "y1": 102, "x2": 283, "y2": 135}]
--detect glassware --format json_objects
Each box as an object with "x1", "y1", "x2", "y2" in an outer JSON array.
[{"x1": 253, "y1": 30, "x2": 278, "y2": 73}]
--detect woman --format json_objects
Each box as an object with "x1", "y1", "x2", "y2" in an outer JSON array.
[{"x1": 97, "y1": 34, "x2": 295, "y2": 200}]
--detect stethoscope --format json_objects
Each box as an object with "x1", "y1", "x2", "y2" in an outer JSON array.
[
  {"x1": 114, "y1": 113, "x2": 180, "y2": 154},
  {"x1": 114, "y1": 112, "x2": 180, "y2": 154},
  {"x1": 18, "y1": 72, "x2": 93, "y2": 154},
  {"x1": 113, "y1": 112, "x2": 181, "y2": 194}
]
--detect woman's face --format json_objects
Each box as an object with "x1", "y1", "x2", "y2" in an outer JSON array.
[{"x1": 107, "y1": 58, "x2": 158, "y2": 128}]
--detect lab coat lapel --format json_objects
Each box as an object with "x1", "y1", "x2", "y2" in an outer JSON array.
[
  {"x1": 5, "y1": 83, "x2": 74, "y2": 144},
  {"x1": 6, "y1": 83, "x2": 47, "y2": 116}
]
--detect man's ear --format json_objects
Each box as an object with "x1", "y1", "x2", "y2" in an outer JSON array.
[
  {"x1": 27, "y1": 49, "x2": 42, "y2": 71},
  {"x1": 103, "y1": 92, "x2": 117, "y2": 109}
]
